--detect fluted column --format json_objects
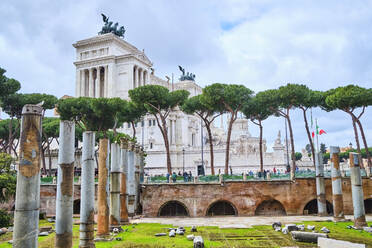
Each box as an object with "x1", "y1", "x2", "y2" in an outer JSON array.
[
  {"x1": 104, "y1": 65, "x2": 108, "y2": 97},
  {"x1": 81, "y1": 70, "x2": 86, "y2": 97},
  {"x1": 96, "y1": 67, "x2": 101, "y2": 98},
  {"x1": 133, "y1": 66, "x2": 137, "y2": 88},
  {"x1": 88, "y1": 68, "x2": 93, "y2": 97},
  {"x1": 138, "y1": 68, "x2": 142, "y2": 87},
  {"x1": 76, "y1": 69, "x2": 81, "y2": 97}
]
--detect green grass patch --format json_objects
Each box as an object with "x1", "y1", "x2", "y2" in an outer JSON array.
[{"x1": 0, "y1": 220, "x2": 372, "y2": 247}]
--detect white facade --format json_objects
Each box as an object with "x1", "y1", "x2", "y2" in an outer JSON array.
[{"x1": 73, "y1": 33, "x2": 288, "y2": 175}]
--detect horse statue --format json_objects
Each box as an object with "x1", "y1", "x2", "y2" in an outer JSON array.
[
  {"x1": 178, "y1": 65, "x2": 195, "y2": 81},
  {"x1": 98, "y1": 13, "x2": 125, "y2": 39}
]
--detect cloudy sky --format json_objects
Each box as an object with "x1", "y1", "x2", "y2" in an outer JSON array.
[{"x1": 0, "y1": 0, "x2": 371, "y2": 152}]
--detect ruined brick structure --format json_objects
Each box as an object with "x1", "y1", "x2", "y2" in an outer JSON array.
[
  {"x1": 141, "y1": 178, "x2": 372, "y2": 217},
  {"x1": 4, "y1": 178, "x2": 370, "y2": 217}
]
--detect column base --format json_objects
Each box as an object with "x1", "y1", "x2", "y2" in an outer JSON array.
[{"x1": 333, "y1": 216, "x2": 346, "y2": 222}]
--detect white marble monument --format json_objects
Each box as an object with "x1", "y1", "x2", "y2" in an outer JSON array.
[{"x1": 72, "y1": 33, "x2": 289, "y2": 175}]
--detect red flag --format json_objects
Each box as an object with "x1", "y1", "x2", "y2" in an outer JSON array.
[
  {"x1": 312, "y1": 131, "x2": 315, "y2": 138},
  {"x1": 319, "y1": 129, "x2": 326, "y2": 135}
]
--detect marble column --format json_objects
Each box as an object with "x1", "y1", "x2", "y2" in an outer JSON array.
[
  {"x1": 107, "y1": 64, "x2": 114, "y2": 97},
  {"x1": 81, "y1": 70, "x2": 86, "y2": 97},
  {"x1": 142, "y1": 70, "x2": 146, "y2": 85},
  {"x1": 138, "y1": 68, "x2": 142, "y2": 87},
  {"x1": 88, "y1": 68, "x2": 93, "y2": 97},
  {"x1": 96, "y1": 67, "x2": 101, "y2": 98},
  {"x1": 104, "y1": 65, "x2": 108, "y2": 97},
  {"x1": 133, "y1": 66, "x2": 137, "y2": 88},
  {"x1": 76, "y1": 69, "x2": 80, "y2": 97},
  {"x1": 331, "y1": 146, "x2": 345, "y2": 222},
  {"x1": 349, "y1": 152, "x2": 367, "y2": 228}
]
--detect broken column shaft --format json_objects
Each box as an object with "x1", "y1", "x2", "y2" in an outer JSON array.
[
  {"x1": 110, "y1": 143, "x2": 121, "y2": 228},
  {"x1": 79, "y1": 131, "x2": 96, "y2": 248},
  {"x1": 13, "y1": 104, "x2": 43, "y2": 248},
  {"x1": 134, "y1": 146, "x2": 141, "y2": 214},
  {"x1": 120, "y1": 140, "x2": 129, "y2": 223},
  {"x1": 55, "y1": 120, "x2": 75, "y2": 248},
  {"x1": 349, "y1": 152, "x2": 367, "y2": 228},
  {"x1": 127, "y1": 142, "x2": 136, "y2": 216},
  {"x1": 97, "y1": 138, "x2": 110, "y2": 237},
  {"x1": 330, "y1": 146, "x2": 344, "y2": 221},
  {"x1": 315, "y1": 152, "x2": 327, "y2": 216}
]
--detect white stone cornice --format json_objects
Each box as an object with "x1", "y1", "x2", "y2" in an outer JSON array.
[
  {"x1": 73, "y1": 34, "x2": 151, "y2": 63},
  {"x1": 74, "y1": 56, "x2": 115, "y2": 69}
]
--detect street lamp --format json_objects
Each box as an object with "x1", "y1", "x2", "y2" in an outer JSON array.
[{"x1": 182, "y1": 147, "x2": 185, "y2": 174}]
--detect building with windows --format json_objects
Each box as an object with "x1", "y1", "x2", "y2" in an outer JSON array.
[{"x1": 73, "y1": 33, "x2": 288, "y2": 175}]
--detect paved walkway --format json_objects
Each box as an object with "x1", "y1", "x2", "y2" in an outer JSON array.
[{"x1": 132, "y1": 215, "x2": 372, "y2": 228}]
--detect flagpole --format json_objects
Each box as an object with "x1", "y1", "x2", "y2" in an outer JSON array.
[{"x1": 316, "y1": 118, "x2": 319, "y2": 153}]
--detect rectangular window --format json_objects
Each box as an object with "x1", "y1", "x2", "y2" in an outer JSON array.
[
  {"x1": 153, "y1": 120, "x2": 156, "y2": 126},
  {"x1": 141, "y1": 121, "x2": 144, "y2": 127},
  {"x1": 135, "y1": 123, "x2": 137, "y2": 127},
  {"x1": 150, "y1": 143, "x2": 153, "y2": 149},
  {"x1": 149, "y1": 120, "x2": 151, "y2": 126},
  {"x1": 128, "y1": 123, "x2": 131, "y2": 128}
]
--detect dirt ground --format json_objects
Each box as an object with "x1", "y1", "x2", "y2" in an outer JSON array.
[{"x1": 132, "y1": 215, "x2": 372, "y2": 228}]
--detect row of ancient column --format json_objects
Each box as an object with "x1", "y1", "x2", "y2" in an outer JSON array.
[
  {"x1": 79, "y1": 136, "x2": 144, "y2": 246},
  {"x1": 12, "y1": 105, "x2": 144, "y2": 248},
  {"x1": 77, "y1": 66, "x2": 108, "y2": 98},
  {"x1": 133, "y1": 65, "x2": 148, "y2": 88},
  {"x1": 316, "y1": 146, "x2": 367, "y2": 229}
]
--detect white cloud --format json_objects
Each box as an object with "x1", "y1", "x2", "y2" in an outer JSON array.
[{"x1": 0, "y1": 0, "x2": 371, "y2": 151}]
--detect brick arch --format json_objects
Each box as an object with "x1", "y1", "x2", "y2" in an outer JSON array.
[
  {"x1": 364, "y1": 198, "x2": 372, "y2": 214},
  {"x1": 157, "y1": 200, "x2": 190, "y2": 217},
  {"x1": 302, "y1": 198, "x2": 333, "y2": 215},
  {"x1": 255, "y1": 198, "x2": 286, "y2": 216},
  {"x1": 206, "y1": 199, "x2": 238, "y2": 216}
]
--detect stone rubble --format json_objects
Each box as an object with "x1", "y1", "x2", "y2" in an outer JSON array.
[
  {"x1": 272, "y1": 222, "x2": 282, "y2": 230},
  {"x1": 187, "y1": 234, "x2": 195, "y2": 241},
  {"x1": 155, "y1": 233, "x2": 167, "y2": 236},
  {"x1": 169, "y1": 229, "x2": 176, "y2": 237},
  {"x1": 307, "y1": 225, "x2": 315, "y2": 230}
]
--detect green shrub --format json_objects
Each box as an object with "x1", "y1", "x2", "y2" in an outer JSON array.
[{"x1": 0, "y1": 209, "x2": 12, "y2": 227}]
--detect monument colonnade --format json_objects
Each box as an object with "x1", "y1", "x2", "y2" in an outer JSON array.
[
  {"x1": 76, "y1": 63, "x2": 149, "y2": 98},
  {"x1": 133, "y1": 65, "x2": 148, "y2": 88},
  {"x1": 77, "y1": 65, "x2": 109, "y2": 98}
]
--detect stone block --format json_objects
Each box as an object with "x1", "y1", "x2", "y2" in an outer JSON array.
[{"x1": 318, "y1": 237, "x2": 366, "y2": 248}]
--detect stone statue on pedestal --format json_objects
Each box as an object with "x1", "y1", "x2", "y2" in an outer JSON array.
[
  {"x1": 178, "y1": 65, "x2": 196, "y2": 81},
  {"x1": 99, "y1": 13, "x2": 126, "y2": 38}
]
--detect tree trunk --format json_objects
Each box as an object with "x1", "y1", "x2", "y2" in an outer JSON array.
[
  {"x1": 8, "y1": 117, "x2": 13, "y2": 154},
  {"x1": 160, "y1": 117, "x2": 172, "y2": 174},
  {"x1": 225, "y1": 112, "x2": 235, "y2": 175},
  {"x1": 259, "y1": 120, "x2": 263, "y2": 173},
  {"x1": 205, "y1": 123, "x2": 215, "y2": 175},
  {"x1": 301, "y1": 108, "x2": 316, "y2": 167},
  {"x1": 350, "y1": 114, "x2": 363, "y2": 168},
  {"x1": 355, "y1": 118, "x2": 372, "y2": 168},
  {"x1": 131, "y1": 121, "x2": 136, "y2": 139},
  {"x1": 286, "y1": 115, "x2": 296, "y2": 180}
]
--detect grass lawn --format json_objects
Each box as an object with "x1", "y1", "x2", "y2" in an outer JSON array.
[{"x1": 0, "y1": 220, "x2": 371, "y2": 247}]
